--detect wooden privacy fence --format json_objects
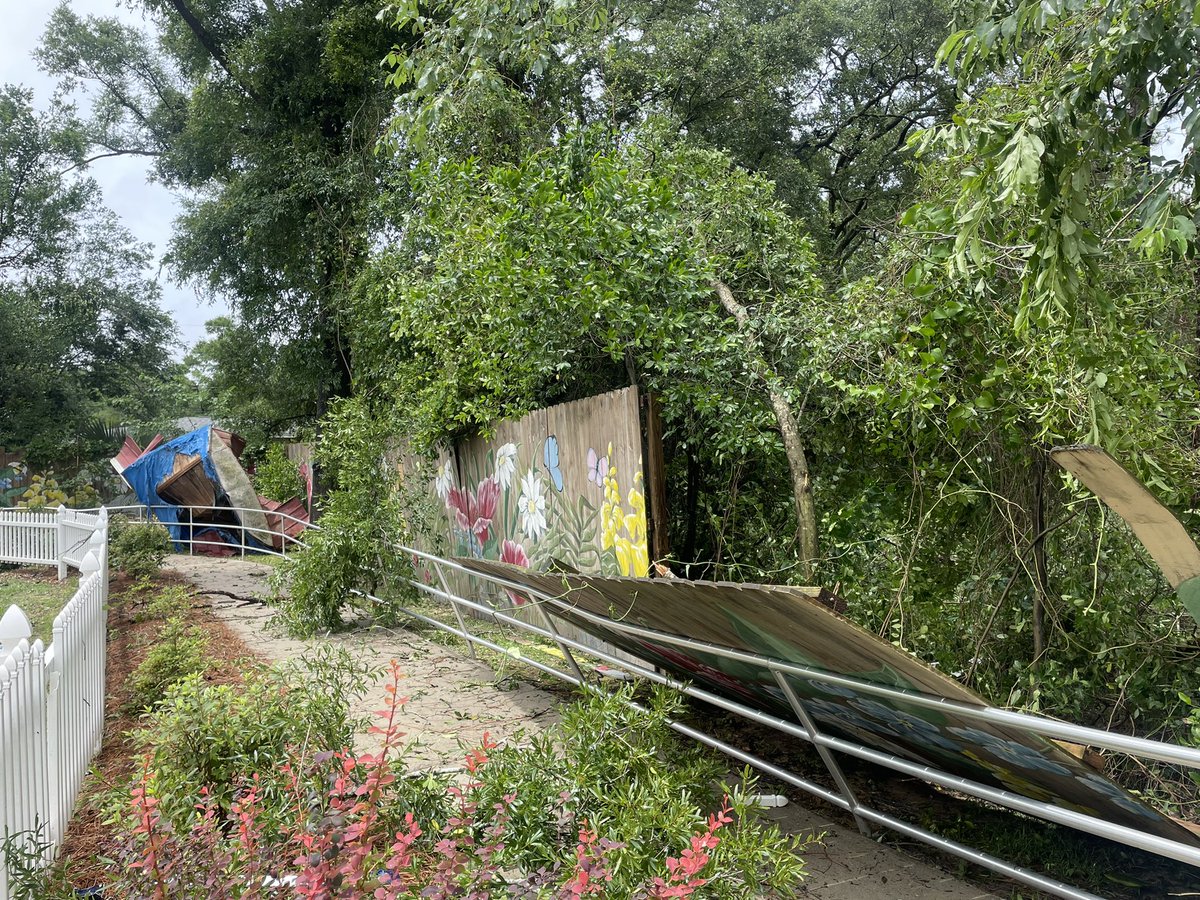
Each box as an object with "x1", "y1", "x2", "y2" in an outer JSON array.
[{"x1": 0, "y1": 509, "x2": 108, "y2": 900}]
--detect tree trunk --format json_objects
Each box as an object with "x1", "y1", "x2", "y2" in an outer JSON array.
[
  {"x1": 713, "y1": 280, "x2": 819, "y2": 578},
  {"x1": 164, "y1": 0, "x2": 260, "y2": 100},
  {"x1": 683, "y1": 446, "x2": 700, "y2": 566},
  {"x1": 1032, "y1": 452, "x2": 1050, "y2": 669},
  {"x1": 309, "y1": 301, "x2": 353, "y2": 521}
]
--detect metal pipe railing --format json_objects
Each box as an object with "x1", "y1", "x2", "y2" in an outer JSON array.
[
  {"x1": 79, "y1": 503, "x2": 1200, "y2": 897},
  {"x1": 355, "y1": 578, "x2": 1109, "y2": 900},
  {"x1": 87, "y1": 504, "x2": 308, "y2": 556},
  {"x1": 406, "y1": 548, "x2": 1200, "y2": 770}
]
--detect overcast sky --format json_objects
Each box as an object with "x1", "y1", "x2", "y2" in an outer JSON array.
[{"x1": 1, "y1": 0, "x2": 225, "y2": 355}]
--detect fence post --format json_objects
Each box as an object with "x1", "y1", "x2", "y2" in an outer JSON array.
[
  {"x1": 92, "y1": 508, "x2": 109, "y2": 606},
  {"x1": 0, "y1": 603, "x2": 32, "y2": 656},
  {"x1": 55, "y1": 504, "x2": 68, "y2": 581}
]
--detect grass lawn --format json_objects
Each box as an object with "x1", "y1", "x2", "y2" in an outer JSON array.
[{"x1": 0, "y1": 566, "x2": 79, "y2": 643}]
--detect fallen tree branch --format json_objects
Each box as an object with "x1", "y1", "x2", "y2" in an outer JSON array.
[{"x1": 194, "y1": 589, "x2": 269, "y2": 605}]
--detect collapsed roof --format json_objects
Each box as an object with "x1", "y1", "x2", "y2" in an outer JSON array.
[{"x1": 112, "y1": 425, "x2": 307, "y2": 554}]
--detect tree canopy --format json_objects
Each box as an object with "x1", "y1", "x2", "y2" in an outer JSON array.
[
  {"x1": 40, "y1": 0, "x2": 404, "y2": 440},
  {"x1": 0, "y1": 85, "x2": 176, "y2": 464}
]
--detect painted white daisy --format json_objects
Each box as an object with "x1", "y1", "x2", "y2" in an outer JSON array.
[
  {"x1": 494, "y1": 442, "x2": 518, "y2": 489},
  {"x1": 433, "y1": 458, "x2": 455, "y2": 502},
  {"x1": 518, "y1": 468, "x2": 548, "y2": 541}
]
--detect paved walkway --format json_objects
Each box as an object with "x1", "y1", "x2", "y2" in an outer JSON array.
[{"x1": 166, "y1": 554, "x2": 996, "y2": 899}]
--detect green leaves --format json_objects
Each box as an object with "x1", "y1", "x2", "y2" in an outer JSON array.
[
  {"x1": 0, "y1": 86, "x2": 176, "y2": 461},
  {"x1": 358, "y1": 129, "x2": 822, "y2": 460},
  {"x1": 995, "y1": 126, "x2": 1046, "y2": 199},
  {"x1": 932, "y1": 0, "x2": 1200, "y2": 316}
]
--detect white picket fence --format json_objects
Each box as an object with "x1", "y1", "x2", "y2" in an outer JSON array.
[
  {"x1": 0, "y1": 508, "x2": 108, "y2": 899},
  {"x1": 58, "y1": 509, "x2": 103, "y2": 576},
  {"x1": 0, "y1": 511, "x2": 57, "y2": 568}
]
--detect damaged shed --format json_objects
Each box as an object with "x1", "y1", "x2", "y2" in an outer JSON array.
[{"x1": 113, "y1": 424, "x2": 308, "y2": 554}]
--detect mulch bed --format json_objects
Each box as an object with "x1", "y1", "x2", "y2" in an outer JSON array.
[{"x1": 56, "y1": 570, "x2": 265, "y2": 888}]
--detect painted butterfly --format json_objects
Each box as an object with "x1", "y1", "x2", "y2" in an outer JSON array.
[
  {"x1": 543, "y1": 435, "x2": 564, "y2": 492},
  {"x1": 586, "y1": 447, "x2": 608, "y2": 486}
]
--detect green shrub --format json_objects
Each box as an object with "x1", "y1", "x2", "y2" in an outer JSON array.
[
  {"x1": 124, "y1": 616, "x2": 208, "y2": 713},
  {"x1": 140, "y1": 584, "x2": 192, "y2": 622},
  {"x1": 110, "y1": 672, "x2": 808, "y2": 898},
  {"x1": 109, "y1": 516, "x2": 172, "y2": 579},
  {"x1": 128, "y1": 646, "x2": 377, "y2": 831},
  {"x1": 470, "y1": 684, "x2": 808, "y2": 897},
  {"x1": 268, "y1": 396, "x2": 420, "y2": 636},
  {"x1": 252, "y1": 443, "x2": 304, "y2": 502},
  {"x1": 1, "y1": 829, "x2": 76, "y2": 900},
  {"x1": 272, "y1": 492, "x2": 420, "y2": 635}
]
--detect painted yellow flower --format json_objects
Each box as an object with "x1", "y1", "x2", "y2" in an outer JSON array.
[
  {"x1": 601, "y1": 514, "x2": 616, "y2": 551},
  {"x1": 598, "y1": 464, "x2": 650, "y2": 576}
]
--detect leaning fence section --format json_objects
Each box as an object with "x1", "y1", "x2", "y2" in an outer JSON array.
[
  {"x1": 0, "y1": 512, "x2": 108, "y2": 900},
  {"x1": 383, "y1": 547, "x2": 1200, "y2": 900}
]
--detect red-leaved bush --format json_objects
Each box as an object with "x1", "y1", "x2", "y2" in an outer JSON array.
[{"x1": 109, "y1": 662, "x2": 758, "y2": 899}]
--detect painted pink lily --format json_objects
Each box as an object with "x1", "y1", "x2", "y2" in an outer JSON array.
[
  {"x1": 446, "y1": 476, "x2": 500, "y2": 543},
  {"x1": 499, "y1": 539, "x2": 531, "y2": 605}
]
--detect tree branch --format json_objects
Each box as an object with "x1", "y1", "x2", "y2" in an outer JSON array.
[
  {"x1": 163, "y1": 0, "x2": 260, "y2": 102},
  {"x1": 57, "y1": 149, "x2": 161, "y2": 177},
  {"x1": 713, "y1": 279, "x2": 819, "y2": 576}
]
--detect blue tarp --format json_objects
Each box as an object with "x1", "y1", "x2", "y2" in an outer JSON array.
[{"x1": 122, "y1": 425, "x2": 268, "y2": 552}]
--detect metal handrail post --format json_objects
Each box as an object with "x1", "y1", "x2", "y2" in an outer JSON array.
[
  {"x1": 435, "y1": 562, "x2": 476, "y2": 660},
  {"x1": 773, "y1": 670, "x2": 872, "y2": 836},
  {"x1": 529, "y1": 598, "x2": 587, "y2": 686}
]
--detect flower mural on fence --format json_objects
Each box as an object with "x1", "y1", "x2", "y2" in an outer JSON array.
[
  {"x1": 518, "y1": 469, "x2": 548, "y2": 541},
  {"x1": 499, "y1": 539, "x2": 531, "y2": 605},
  {"x1": 599, "y1": 444, "x2": 649, "y2": 577},
  {"x1": 495, "y1": 443, "x2": 518, "y2": 489},
  {"x1": 0, "y1": 461, "x2": 28, "y2": 506},
  {"x1": 447, "y1": 477, "x2": 500, "y2": 553},
  {"x1": 434, "y1": 459, "x2": 455, "y2": 502},
  {"x1": 947, "y1": 726, "x2": 1074, "y2": 777},
  {"x1": 432, "y1": 426, "x2": 651, "y2": 593}
]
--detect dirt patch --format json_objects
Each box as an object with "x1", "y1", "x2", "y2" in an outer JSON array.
[
  {"x1": 165, "y1": 555, "x2": 563, "y2": 771},
  {"x1": 54, "y1": 570, "x2": 264, "y2": 889}
]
